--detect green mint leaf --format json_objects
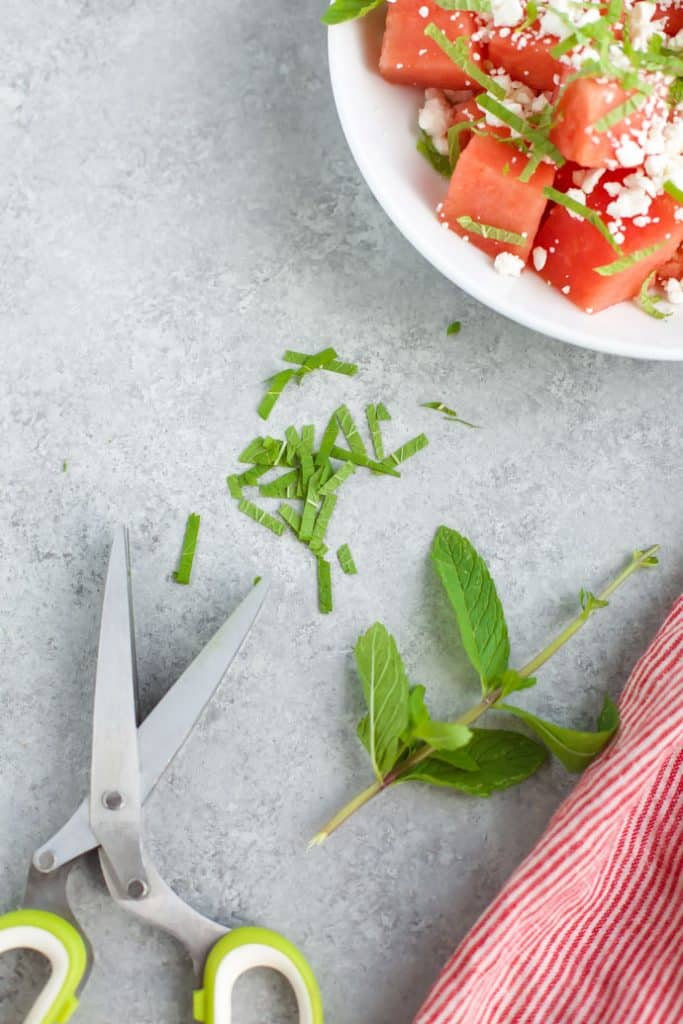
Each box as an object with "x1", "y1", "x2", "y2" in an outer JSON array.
[
  {"x1": 430, "y1": 526, "x2": 510, "y2": 693},
  {"x1": 416, "y1": 130, "x2": 452, "y2": 178},
  {"x1": 498, "y1": 699, "x2": 620, "y2": 772},
  {"x1": 321, "y1": 0, "x2": 384, "y2": 25},
  {"x1": 446, "y1": 321, "x2": 461, "y2": 336},
  {"x1": 317, "y1": 558, "x2": 333, "y2": 614},
  {"x1": 337, "y1": 543, "x2": 358, "y2": 575},
  {"x1": 498, "y1": 668, "x2": 537, "y2": 698},
  {"x1": 413, "y1": 719, "x2": 472, "y2": 751},
  {"x1": 402, "y1": 728, "x2": 546, "y2": 795},
  {"x1": 597, "y1": 694, "x2": 619, "y2": 732},
  {"x1": 172, "y1": 513, "x2": 201, "y2": 585},
  {"x1": 633, "y1": 546, "x2": 659, "y2": 568},
  {"x1": 355, "y1": 623, "x2": 410, "y2": 779},
  {"x1": 408, "y1": 684, "x2": 429, "y2": 732},
  {"x1": 579, "y1": 588, "x2": 609, "y2": 613}
]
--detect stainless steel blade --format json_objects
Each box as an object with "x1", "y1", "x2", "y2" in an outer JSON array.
[
  {"x1": 88, "y1": 526, "x2": 149, "y2": 900},
  {"x1": 33, "y1": 576, "x2": 270, "y2": 872}
]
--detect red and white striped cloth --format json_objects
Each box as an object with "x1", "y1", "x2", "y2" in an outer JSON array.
[{"x1": 415, "y1": 597, "x2": 683, "y2": 1024}]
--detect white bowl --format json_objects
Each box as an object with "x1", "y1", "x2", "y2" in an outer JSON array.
[{"x1": 327, "y1": 10, "x2": 683, "y2": 360}]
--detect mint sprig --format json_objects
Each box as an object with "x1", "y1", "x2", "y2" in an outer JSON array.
[{"x1": 310, "y1": 530, "x2": 659, "y2": 845}]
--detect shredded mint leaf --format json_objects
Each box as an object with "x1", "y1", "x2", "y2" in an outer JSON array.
[
  {"x1": 402, "y1": 728, "x2": 547, "y2": 795},
  {"x1": 376, "y1": 402, "x2": 391, "y2": 422},
  {"x1": 258, "y1": 469, "x2": 301, "y2": 499},
  {"x1": 637, "y1": 271, "x2": 671, "y2": 320},
  {"x1": 237, "y1": 499, "x2": 285, "y2": 537},
  {"x1": 173, "y1": 513, "x2": 201, "y2": 585},
  {"x1": 237, "y1": 465, "x2": 269, "y2": 486},
  {"x1": 499, "y1": 697, "x2": 619, "y2": 772},
  {"x1": 321, "y1": 0, "x2": 384, "y2": 25},
  {"x1": 329, "y1": 445, "x2": 400, "y2": 476},
  {"x1": 336, "y1": 404, "x2": 367, "y2": 457},
  {"x1": 317, "y1": 558, "x2": 333, "y2": 614},
  {"x1": 310, "y1": 493, "x2": 337, "y2": 549},
  {"x1": 593, "y1": 93, "x2": 646, "y2": 131},
  {"x1": 278, "y1": 502, "x2": 303, "y2": 535},
  {"x1": 664, "y1": 179, "x2": 683, "y2": 205},
  {"x1": 258, "y1": 369, "x2": 296, "y2": 421},
  {"x1": 319, "y1": 461, "x2": 356, "y2": 495},
  {"x1": 355, "y1": 623, "x2": 411, "y2": 778},
  {"x1": 456, "y1": 216, "x2": 527, "y2": 246},
  {"x1": 594, "y1": 242, "x2": 664, "y2": 276},
  {"x1": 366, "y1": 404, "x2": 385, "y2": 460},
  {"x1": 435, "y1": 0, "x2": 492, "y2": 11},
  {"x1": 544, "y1": 186, "x2": 622, "y2": 253},
  {"x1": 416, "y1": 129, "x2": 453, "y2": 178},
  {"x1": 382, "y1": 433, "x2": 429, "y2": 468},
  {"x1": 227, "y1": 475, "x2": 243, "y2": 500},
  {"x1": 446, "y1": 320, "x2": 461, "y2": 336},
  {"x1": 425, "y1": 25, "x2": 506, "y2": 99},
  {"x1": 337, "y1": 543, "x2": 357, "y2": 575},
  {"x1": 431, "y1": 526, "x2": 510, "y2": 692},
  {"x1": 422, "y1": 401, "x2": 478, "y2": 428}
]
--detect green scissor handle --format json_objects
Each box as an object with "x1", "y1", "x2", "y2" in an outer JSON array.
[
  {"x1": 0, "y1": 909, "x2": 88, "y2": 1024},
  {"x1": 193, "y1": 926, "x2": 324, "y2": 1024}
]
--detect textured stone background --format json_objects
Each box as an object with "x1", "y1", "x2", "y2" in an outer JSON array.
[{"x1": 1, "y1": 1, "x2": 681, "y2": 1021}]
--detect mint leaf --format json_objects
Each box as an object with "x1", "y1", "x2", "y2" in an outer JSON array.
[
  {"x1": 498, "y1": 668, "x2": 537, "y2": 698},
  {"x1": 413, "y1": 720, "x2": 472, "y2": 751},
  {"x1": 402, "y1": 728, "x2": 546, "y2": 795},
  {"x1": 407, "y1": 684, "x2": 429, "y2": 734},
  {"x1": 597, "y1": 694, "x2": 619, "y2": 731},
  {"x1": 416, "y1": 130, "x2": 452, "y2": 178},
  {"x1": 321, "y1": 0, "x2": 384, "y2": 25},
  {"x1": 431, "y1": 526, "x2": 510, "y2": 692},
  {"x1": 579, "y1": 588, "x2": 609, "y2": 613},
  {"x1": 355, "y1": 623, "x2": 410, "y2": 779},
  {"x1": 172, "y1": 513, "x2": 201, "y2": 585},
  {"x1": 499, "y1": 698, "x2": 619, "y2": 772}
]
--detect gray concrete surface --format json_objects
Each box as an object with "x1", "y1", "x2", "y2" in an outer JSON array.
[{"x1": 1, "y1": 1, "x2": 682, "y2": 1021}]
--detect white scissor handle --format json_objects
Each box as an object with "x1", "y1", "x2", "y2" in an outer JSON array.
[
  {"x1": 0, "y1": 910, "x2": 87, "y2": 1024},
  {"x1": 193, "y1": 927, "x2": 323, "y2": 1024}
]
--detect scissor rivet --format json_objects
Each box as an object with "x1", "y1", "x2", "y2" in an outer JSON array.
[
  {"x1": 35, "y1": 850, "x2": 56, "y2": 873},
  {"x1": 102, "y1": 790, "x2": 125, "y2": 811},
  {"x1": 127, "y1": 878, "x2": 148, "y2": 900}
]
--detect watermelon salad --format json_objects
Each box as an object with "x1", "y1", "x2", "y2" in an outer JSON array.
[{"x1": 325, "y1": 0, "x2": 683, "y2": 318}]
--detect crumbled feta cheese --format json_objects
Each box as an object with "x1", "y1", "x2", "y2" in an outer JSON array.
[
  {"x1": 491, "y1": 0, "x2": 524, "y2": 28},
  {"x1": 418, "y1": 4, "x2": 430, "y2": 17},
  {"x1": 615, "y1": 138, "x2": 646, "y2": 168},
  {"x1": 418, "y1": 88, "x2": 453, "y2": 156},
  {"x1": 494, "y1": 252, "x2": 526, "y2": 276},
  {"x1": 629, "y1": 1, "x2": 667, "y2": 50},
  {"x1": 664, "y1": 277, "x2": 683, "y2": 304},
  {"x1": 532, "y1": 246, "x2": 548, "y2": 271}
]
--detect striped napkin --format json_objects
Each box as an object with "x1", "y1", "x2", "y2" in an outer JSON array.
[{"x1": 415, "y1": 597, "x2": 683, "y2": 1024}]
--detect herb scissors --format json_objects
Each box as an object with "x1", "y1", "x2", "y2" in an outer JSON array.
[{"x1": 0, "y1": 527, "x2": 323, "y2": 1024}]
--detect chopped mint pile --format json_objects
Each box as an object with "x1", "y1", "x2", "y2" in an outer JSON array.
[{"x1": 229, "y1": 405, "x2": 430, "y2": 613}]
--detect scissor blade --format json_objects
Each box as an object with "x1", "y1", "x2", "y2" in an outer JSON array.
[
  {"x1": 32, "y1": 576, "x2": 270, "y2": 871},
  {"x1": 88, "y1": 527, "x2": 148, "y2": 898}
]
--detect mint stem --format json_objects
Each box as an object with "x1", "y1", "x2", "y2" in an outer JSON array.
[{"x1": 310, "y1": 546, "x2": 658, "y2": 846}]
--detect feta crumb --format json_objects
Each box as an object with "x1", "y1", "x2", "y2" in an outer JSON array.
[
  {"x1": 494, "y1": 252, "x2": 525, "y2": 276},
  {"x1": 664, "y1": 277, "x2": 683, "y2": 304},
  {"x1": 532, "y1": 246, "x2": 548, "y2": 271},
  {"x1": 491, "y1": 0, "x2": 524, "y2": 27},
  {"x1": 418, "y1": 4, "x2": 430, "y2": 16}
]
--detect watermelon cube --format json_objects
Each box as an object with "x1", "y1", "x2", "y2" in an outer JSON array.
[
  {"x1": 379, "y1": 1, "x2": 485, "y2": 91},
  {"x1": 488, "y1": 26, "x2": 563, "y2": 92},
  {"x1": 440, "y1": 133, "x2": 556, "y2": 261},
  {"x1": 533, "y1": 173, "x2": 683, "y2": 312},
  {"x1": 550, "y1": 77, "x2": 669, "y2": 169}
]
